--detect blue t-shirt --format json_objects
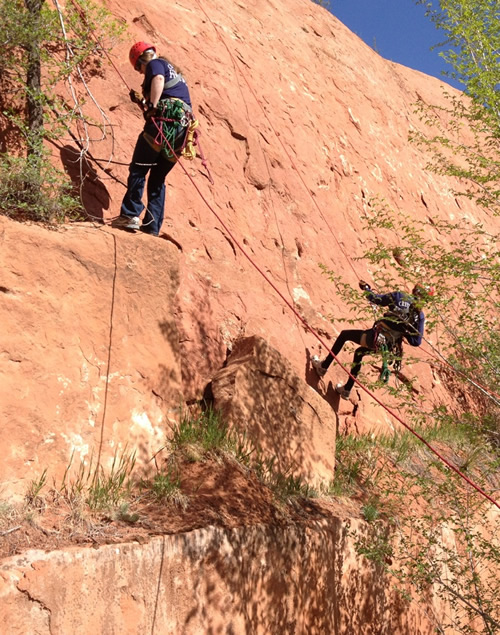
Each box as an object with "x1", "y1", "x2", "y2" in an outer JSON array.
[
  {"x1": 366, "y1": 290, "x2": 425, "y2": 346},
  {"x1": 143, "y1": 58, "x2": 192, "y2": 107}
]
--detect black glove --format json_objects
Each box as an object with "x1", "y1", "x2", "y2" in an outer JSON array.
[
  {"x1": 358, "y1": 280, "x2": 371, "y2": 291},
  {"x1": 129, "y1": 89, "x2": 145, "y2": 106},
  {"x1": 143, "y1": 105, "x2": 158, "y2": 121}
]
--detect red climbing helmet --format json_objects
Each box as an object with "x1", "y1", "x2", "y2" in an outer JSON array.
[
  {"x1": 129, "y1": 42, "x2": 156, "y2": 69},
  {"x1": 412, "y1": 283, "x2": 435, "y2": 298}
]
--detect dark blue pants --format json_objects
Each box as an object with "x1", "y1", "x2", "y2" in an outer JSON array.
[{"x1": 120, "y1": 132, "x2": 176, "y2": 236}]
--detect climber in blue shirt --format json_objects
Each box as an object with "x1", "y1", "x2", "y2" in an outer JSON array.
[
  {"x1": 114, "y1": 42, "x2": 193, "y2": 237},
  {"x1": 312, "y1": 281, "x2": 433, "y2": 399}
]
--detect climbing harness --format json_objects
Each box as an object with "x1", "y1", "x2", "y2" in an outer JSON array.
[
  {"x1": 144, "y1": 97, "x2": 192, "y2": 160},
  {"x1": 373, "y1": 321, "x2": 405, "y2": 383},
  {"x1": 147, "y1": 98, "x2": 214, "y2": 183}
]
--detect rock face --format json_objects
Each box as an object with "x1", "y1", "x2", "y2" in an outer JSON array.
[
  {"x1": 0, "y1": 218, "x2": 182, "y2": 496},
  {"x1": 0, "y1": 520, "x2": 440, "y2": 634},
  {"x1": 60, "y1": 0, "x2": 490, "y2": 433},
  {"x1": 212, "y1": 336, "x2": 337, "y2": 485},
  {"x1": 1, "y1": 210, "x2": 343, "y2": 491},
  {"x1": 1, "y1": 1, "x2": 497, "y2": 631}
]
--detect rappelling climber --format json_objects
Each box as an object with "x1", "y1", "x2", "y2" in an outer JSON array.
[
  {"x1": 113, "y1": 42, "x2": 193, "y2": 236},
  {"x1": 312, "y1": 281, "x2": 434, "y2": 399}
]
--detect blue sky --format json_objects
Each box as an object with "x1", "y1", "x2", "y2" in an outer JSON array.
[{"x1": 330, "y1": 0, "x2": 463, "y2": 90}]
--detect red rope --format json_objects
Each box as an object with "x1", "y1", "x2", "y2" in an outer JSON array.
[
  {"x1": 156, "y1": 127, "x2": 499, "y2": 511},
  {"x1": 67, "y1": 0, "x2": 500, "y2": 410},
  {"x1": 194, "y1": 0, "x2": 500, "y2": 410},
  {"x1": 67, "y1": 0, "x2": 499, "y2": 510}
]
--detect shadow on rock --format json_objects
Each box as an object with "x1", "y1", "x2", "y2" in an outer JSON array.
[
  {"x1": 211, "y1": 336, "x2": 337, "y2": 488},
  {"x1": 60, "y1": 144, "x2": 111, "y2": 221}
]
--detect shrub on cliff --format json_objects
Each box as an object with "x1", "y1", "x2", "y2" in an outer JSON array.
[
  {"x1": 413, "y1": 0, "x2": 500, "y2": 215},
  {"x1": 0, "y1": 0, "x2": 123, "y2": 223},
  {"x1": 335, "y1": 422, "x2": 500, "y2": 634},
  {"x1": 0, "y1": 154, "x2": 82, "y2": 223}
]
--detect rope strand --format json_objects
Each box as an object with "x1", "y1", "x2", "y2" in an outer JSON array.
[{"x1": 158, "y1": 126, "x2": 500, "y2": 510}]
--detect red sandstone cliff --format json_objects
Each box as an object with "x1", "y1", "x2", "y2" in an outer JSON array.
[
  {"x1": 91, "y1": 0, "x2": 488, "y2": 408},
  {"x1": 0, "y1": 1, "x2": 498, "y2": 631},
  {"x1": 1, "y1": 0, "x2": 495, "y2": 492}
]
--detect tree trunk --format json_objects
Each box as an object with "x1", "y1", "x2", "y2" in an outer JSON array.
[{"x1": 24, "y1": 0, "x2": 44, "y2": 159}]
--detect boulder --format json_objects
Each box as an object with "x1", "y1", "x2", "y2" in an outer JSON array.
[{"x1": 212, "y1": 336, "x2": 336, "y2": 486}]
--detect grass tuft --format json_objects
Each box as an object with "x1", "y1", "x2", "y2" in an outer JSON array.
[
  {"x1": 254, "y1": 456, "x2": 318, "y2": 502},
  {"x1": 171, "y1": 408, "x2": 254, "y2": 464},
  {"x1": 59, "y1": 449, "x2": 136, "y2": 512},
  {"x1": 25, "y1": 469, "x2": 48, "y2": 506}
]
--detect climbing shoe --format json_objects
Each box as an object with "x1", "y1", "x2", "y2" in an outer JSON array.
[
  {"x1": 335, "y1": 384, "x2": 351, "y2": 400},
  {"x1": 113, "y1": 215, "x2": 141, "y2": 231},
  {"x1": 311, "y1": 356, "x2": 327, "y2": 378}
]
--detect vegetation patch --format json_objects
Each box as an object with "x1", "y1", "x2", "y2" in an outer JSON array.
[
  {"x1": 331, "y1": 417, "x2": 500, "y2": 634},
  {"x1": 0, "y1": 0, "x2": 123, "y2": 223},
  {"x1": 0, "y1": 408, "x2": 327, "y2": 559}
]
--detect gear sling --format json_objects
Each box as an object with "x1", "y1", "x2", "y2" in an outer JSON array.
[{"x1": 143, "y1": 74, "x2": 199, "y2": 162}]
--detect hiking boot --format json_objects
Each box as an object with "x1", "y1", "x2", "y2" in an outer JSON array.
[
  {"x1": 113, "y1": 215, "x2": 141, "y2": 231},
  {"x1": 335, "y1": 384, "x2": 351, "y2": 400},
  {"x1": 311, "y1": 356, "x2": 327, "y2": 378}
]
